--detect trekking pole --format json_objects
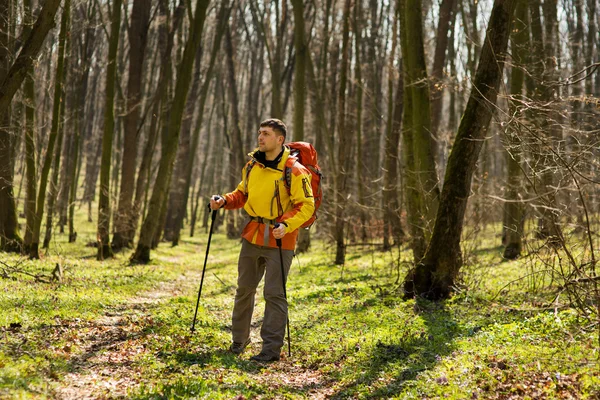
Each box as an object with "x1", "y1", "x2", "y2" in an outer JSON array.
[
  {"x1": 274, "y1": 223, "x2": 291, "y2": 357},
  {"x1": 190, "y1": 199, "x2": 218, "y2": 333}
]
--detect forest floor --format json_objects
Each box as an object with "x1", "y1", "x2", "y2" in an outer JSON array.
[{"x1": 1, "y1": 216, "x2": 599, "y2": 399}]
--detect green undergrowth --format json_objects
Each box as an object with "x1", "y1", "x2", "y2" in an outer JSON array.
[{"x1": 1, "y1": 218, "x2": 599, "y2": 399}]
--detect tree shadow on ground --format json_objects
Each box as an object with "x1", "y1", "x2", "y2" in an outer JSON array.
[
  {"x1": 330, "y1": 298, "x2": 467, "y2": 399},
  {"x1": 61, "y1": 301, "x2": 168, "y2": 375},
  {"x1": 469, "y1": 244, "x2": 505, "y2": 257},
  {"x1": 169, "y1": 346, "x2": 260, "y2": 372},
  {"x1": 292, "y1": 273, "x2": 375, "y2": 303},
  {"x1": 162, "y1": 346, "x2": 336, "y2": 398}
]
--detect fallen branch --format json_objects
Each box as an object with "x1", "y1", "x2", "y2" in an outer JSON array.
[
  {"x1": 0, "y1": 259, "x2": 60, "y2": 283},
  {"x1": 212, "y1": 272, "x2": 231, "y2": 288},
  {"x1": 563, "y1": 275, "x2": 600, "y2": 287}
]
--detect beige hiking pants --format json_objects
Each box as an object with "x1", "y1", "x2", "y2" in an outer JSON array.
[{"x1": 232, "y1": 239, "x2": 294, "y2": 357}]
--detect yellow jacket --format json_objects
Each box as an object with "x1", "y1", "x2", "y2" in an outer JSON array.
[{"x1": 223, "y1": 146, "x2": 315, "y2": 250}]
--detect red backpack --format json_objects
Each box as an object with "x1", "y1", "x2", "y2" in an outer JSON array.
[
  {"x1": 245, "y1": 142, "x2": 323, "y2": 228},
  {"x1": 284, "y1": 142, "x2": 322, "y2": 228}
]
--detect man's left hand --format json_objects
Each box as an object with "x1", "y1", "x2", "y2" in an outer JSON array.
[{"x1": 273, "y1": 223, "x2": 286, "y2": 239}]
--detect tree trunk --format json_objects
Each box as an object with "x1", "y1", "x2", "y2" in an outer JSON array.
[
  {"x1": 82, "y1": 65, "x2": 101, "y2": 223},
  {"x1": 112, "y1": 0, "x2": 151, "y2": 250},
  {"x1": 447, "y1": 16, "x2": 457, "y2": 137},
  {"x1": 406, "y1": 0, "x2": 440, "y2": 227},
  {"x1": 164, "y1": 0, "x2": 230, "y2": 246},
  {"x1": 149, "y1": 67, "x2": 177, "y2": 248},
  {"x1": 404, "y1": 0, "x2": 517, "y2": 299},
  {"x1": 131, "y1": 0, "x2": 210, "y2": 263},
  {"x1": 163, "y1": 46, "x2": 202, "y2": 244},
  {"x1": 399, "y1": 4, "x2": 421, "y2": 263},
  {"x1": 133, "y1": 96, "x2": 162, "y2": 236},
  {"x1": 399, "y1": 0, "x2": 440, "y2": 263},
  {"x1": 242, "y1": 38, "x2": 262, "y2": 151},
  {"x1": 0, "y1": 0, "x2": 62, "y2": 113},
  {"x1": 69, "y1": 5, "x2": 96, "y2": 242},
  {"x1": 383, "y1": 0, "x2": 401, "y2": 251},
  {"x1": 352, "y1": 0, "x2": 368, "y2": 243},
  {"x1": 37, "y1": 43, "x2": 54, "y2": 159},
  {"x1": 0, "y1": 119, "x2": 20, "y2": 252},
  {"x1": 529, "y1": 0, "x2": 562, "y2": 245},
  {"x1": 430, "y1": 0, "x2": 456, "y2": 149},
  {"x1": 0, "y1": 0, "x2": 62, "y2": 253},
  {"x1": 466, "y1": 0, "x2": 481, "y2": 75},
  {"x1": 585, "y1": 0, "x2": 596, "y2": 131},
  {"x1": 57, "y1": 27, "x2": 84, "y2": 236},
  {"x1": 244, "y1": 5, "x2": 266, "y2": 149},
  {"x1": 271, "y1": 1, "x2": 286, "y2": 118},
  {"x1": 224, "y1": 23, "x2": 247, "y2": 239},
  {"x1": 440, "y1": 2, "x2": 459, "y2": 179},
  {"x1": 57, "y1": 115, "x2": 73, "y2": 235},
  {"x1": 84, "y1": 124, "x2": 102, "y2": 223},
  {"x1": 329, "y1": 51, "x2": 342, "y2": 163},
  {"x1": 290, "y1": 0, "x2": 311, "y2": 252},
  {"x1": 0, "y1": 0, "x2": 21, "y2": 252},
  {"x1": 43, "y1": 36, "x2": 70, "y2": 249},
  {"x1": 152, "y1": 192, "x2": 170, "y2": 249},
  {"x1": 291, "y1": 0, "x2": 306, "y2": 142},
  {"x1": 44, "y1": 12, "x2": 72, "y2": 248},
  {"x1": 502, "y1": 0, "x2": 527, "y2": 259},
  {"x1": 363, "y1": 0, "x2": 384, "y2": 185},
  {"x1": 112, "y1": 125, "x2": 122, "y2": 199},
  {"x1": 458, "y1": 1, "x2": 474, "y2": 78},
  {"x1": 281, "y1": 43, "x2": 296, "y2": 116},
  {"x1": 306, "y1": 49, "x2": 336, "y2": 243},
  {"x1": 22, "y1": 0, "x2": 37, "y2": 252},
  {"x1": 131, "y1": 0, "x2": 185, "y2": 244},
  {"x1": 313, "y1": 0, "x2": 333, "y2": 155},
  {"x1": 43, "y1": 94, "x2": 68, "y2": 249},
  {"x1": 97, "y1": 0, "x2": 123, "y2": 260},
  {"x1": 67, "y1": 126, "x2": 81, "y2": 243},
  {"x1": 29, "y1": 0, "x2": 70, "y2": 258},
  {"x1": 248, "y1": 0, "x2": 286, "y2": 118},
  {"x1": 190, "y1": 99, "x2": 216, "y2": 237},
  {"x1": 569, "y1": 0, "x2": 584, "y2": 139},
  {"x1": 334, "y1": 0, "x2": 352, "y2": 265}
]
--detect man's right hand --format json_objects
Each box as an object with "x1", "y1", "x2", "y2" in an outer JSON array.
[{"x1": 209, "y1": 195, "x2": 225, "y2": 210}]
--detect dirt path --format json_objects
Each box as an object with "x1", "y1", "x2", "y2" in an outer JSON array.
[
  {"x1": 253, "y1": 366, "x2": 336, "y2": 399},
  {"x1": 54, "y1": 278, "x2": 185, "y2": 399},
  {"x1": 52, "y1": 271, "x2": 335, "y2": 399}
]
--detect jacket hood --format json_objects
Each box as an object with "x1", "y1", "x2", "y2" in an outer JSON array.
[{"x1": 248, "y1": 145, "x2": 290, "y2": 171}]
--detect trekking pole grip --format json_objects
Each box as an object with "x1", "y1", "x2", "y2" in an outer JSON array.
[
  {"x1": 208, "y1": 195, "x2": 222, "y2": 212},
  {"x1": 274, "y1": 223, "x2": 282, "y2": 247}
]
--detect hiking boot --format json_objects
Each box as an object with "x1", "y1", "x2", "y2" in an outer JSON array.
[
  {"x1": 250, "y1": 352, "x2": 280, "y2": 362},
  {"x1": 229, "y1": 339, "x2": 251, "y2": 355}
]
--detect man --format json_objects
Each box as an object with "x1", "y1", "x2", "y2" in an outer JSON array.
[{"x1": 210, "y1": 118, "x2": 315, "y2": 362}]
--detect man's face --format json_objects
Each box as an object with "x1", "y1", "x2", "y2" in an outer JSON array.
[{"x1": 258, "y1": 126, "x2": 283, "y2": 153}]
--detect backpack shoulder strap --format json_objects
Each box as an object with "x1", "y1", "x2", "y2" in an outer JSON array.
[
  {"x1": 244, "y1": 160, "x2": 256, "y2": 194},
  {"x1": 283, "y1": 156, "x2": 297, "y2": 194}
]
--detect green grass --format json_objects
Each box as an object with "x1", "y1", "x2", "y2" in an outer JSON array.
[{"x1": 1, "y1": 214, "x2": 599, "y2": 399}]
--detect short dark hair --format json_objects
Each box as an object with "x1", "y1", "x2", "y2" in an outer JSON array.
[{"x1": 260, "y1": 118, "x2": 287, "y2": 138}]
